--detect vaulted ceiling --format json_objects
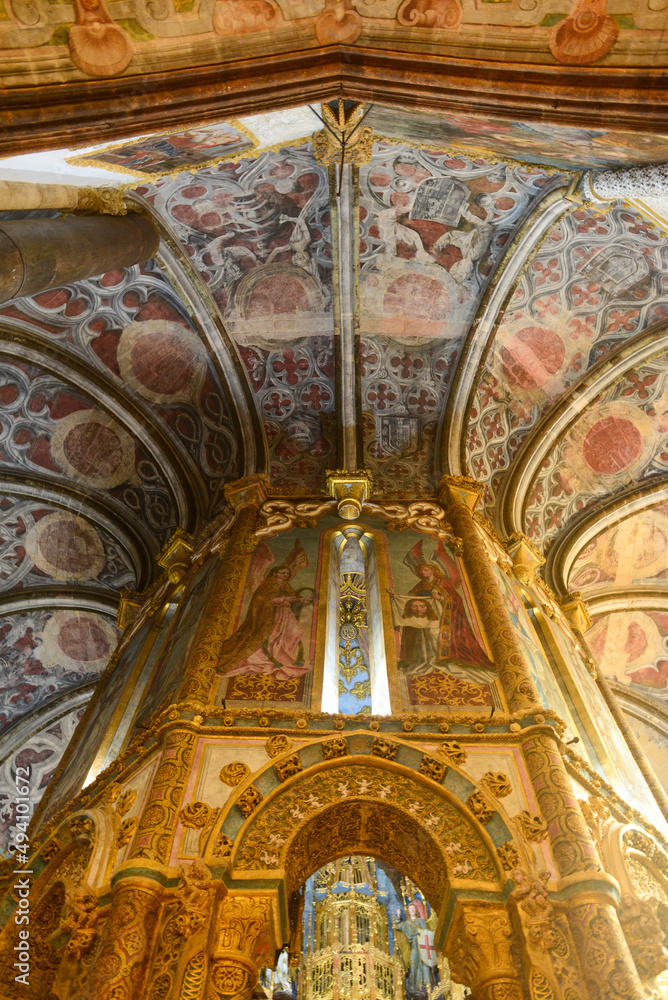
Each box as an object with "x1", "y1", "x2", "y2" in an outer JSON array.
[{"x1": 3, "y1": 75, "x2": 668, "y2": 850}]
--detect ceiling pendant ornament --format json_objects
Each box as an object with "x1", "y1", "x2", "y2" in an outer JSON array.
[
  {"x1": 326, "y1": 469, "x2": 373, "y2": 520},
  {"x1": 312, "y1": 102, "x2": 373, "y2": 168}
]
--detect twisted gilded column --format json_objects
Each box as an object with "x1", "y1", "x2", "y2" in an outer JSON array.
[
  {"x1": 129, "y1": 726, "x2": 196, "y2": 863},
  {"x1": 83, "y1": 877, "x2": 162, "y2": 1000},
  {"x1": 177, "y1": 474, "x2": 268, "y2": 705},
  {"x1": 439, "y1": 475, "x2": 541, "y2": 713},
  {"x1": 439, "y1": 477, "x2": 645, "y2": 998}
]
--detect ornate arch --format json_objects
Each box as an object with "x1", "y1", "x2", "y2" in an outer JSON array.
[{"x1": 202, "y1": 732, "x2": 531, "y2": 946}]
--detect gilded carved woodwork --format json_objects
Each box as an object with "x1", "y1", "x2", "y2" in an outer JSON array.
[
  {"x1": 157, "y1": 527, "x2": 195, "y2": 584},
  {"x1": 509, "y1": 867, "x2": 586, "y2": 1000},
  {"x1": 438, "y1": 740, "x2": 468, "y2": 766},
  {"x1": 219, "y1": 762, "x2": 251, "y2": 786},
  {"x1": 480, "y1": 772, "x2": 513, "y2": 799},
  {"x1": 178, "y1": 474, "x2": 268, "y2": 704},
  {"x1": 322, "y1": 737, "x2": 350, "y2": 759},
  {"x1": 567, "y1": 899, "x2": 646, "y2": 1000},
  {"x1": 85, "y1": 878, "x2": 162, "y2": 1000},
  {"x1": 265, "y1": 734, "x2": 293, "y2": 757},
  {"x1": 211, "y1": 895, "x2": 273, "y2": 1000},
  {"x1": 274, "y1": 754, "x2": 303, "y2": 782},
  {"x1": 231, "y1": 761, "x2": 498, "y2": 905},
  {"x1": 174, "y1": 860, "x2": 214, "y2": 940},
  {"x1": 180, "y1": 801, "x2": 221, "y2": 853}
]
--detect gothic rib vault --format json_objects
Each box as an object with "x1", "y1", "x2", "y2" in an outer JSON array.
[{"x1": 4, "y1": 89, "x2": 668, "y2": 857}]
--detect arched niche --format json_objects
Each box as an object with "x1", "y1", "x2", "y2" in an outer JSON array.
[
  {"x1": 206, "y1": 733, "x2": 522, "y2": 950},
  {"x1": 320, "y1": 523, "x2": 393, "y2": 716}
]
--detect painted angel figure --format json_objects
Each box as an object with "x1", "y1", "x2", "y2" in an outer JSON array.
[
  {"x1": 217, "y1": 539, "x2": 312, "y2": 678},
  {"x1": 391, "y1": 540, "x2": 495, "y2": 684}
]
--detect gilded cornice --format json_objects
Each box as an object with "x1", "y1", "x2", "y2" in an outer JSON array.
[
  {"x1": 129, "y1": 198, "x2": 269, "y2": 479},
  {"x1": 544, "y1": 476, "x2": 668, "y2": 596},
  {"x1": 23, "y1": 706, "x2": 668, "y2": 894},
  {"x1": 439, "y1": 181, "x2": 572, "y2": 479},
  {"x1": 498, "y1": 318, "x2": 668, "y2": 539}
]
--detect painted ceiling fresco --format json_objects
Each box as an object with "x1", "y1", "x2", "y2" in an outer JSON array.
[
  {"x1": 1, "y1": 0, "x2": 668, "y2": 93},
  {"x1": 4, "y1": 99, "x2": 668, "y2": 824},
  {"x1": 359, "y1": 143, "x2": 558, "y2": 493},
  {"x1": 468, "y1": 203, "x2": 668, "y2": 518}
]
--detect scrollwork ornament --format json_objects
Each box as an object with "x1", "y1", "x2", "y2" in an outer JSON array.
[
  {"x1": 467, "y1": 790, "x2": 495, "y2": 824},
  {"x1": 515, "y1": 811, "x2": 549, "y2": 843},
  {"x1": 497, "y1": 841, "x2": 521, "y2": 870},
  {"x1": 480, "y1": 771, "x2": 512, "y2": 799},
  {"x1": 219, "y1": 761, "x2": 251, "y2": 786},
  {"x1": 438, "y1": 739, "x2": 467, "y2": 766},
  {"x1": 117, "y1": 816, "x2": 137, "y2": 848},
  {"x1": 265, "y1": 734, "x2": 292, "y2": 758}
]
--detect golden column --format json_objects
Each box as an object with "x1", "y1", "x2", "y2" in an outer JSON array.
[
  {"x1": 439, "y1": 475, "x2": 646, "y2": 1000},
  {"x1": 439, "y1": 475, "x2": 541, "y2": 713},
  {"x1": 82, "y1": 876, "x2": 162, "y2": 1000},
  {"x1": 177, "y1": 473, "x2": 268, "y2": 705}
]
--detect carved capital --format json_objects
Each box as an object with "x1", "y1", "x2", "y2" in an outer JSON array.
[
  {"x1": 326, "y1": 469, "x2": 373, "y2": 520},
  {"x1": 506, "y1": 532, "x2": 545, "y2": 586},
  {"x1": 212, "y1": 894, "x2": 274, "y2": 998},
  {"x1": 157, "y1": 527, "x2": 195, "y2": 584},
  {"x1": 448, "y1": 903, "x2": 521, "y2": 1000},
  {"x1": 557, "y1": 591, "x2": 592, "y2": 632},
  {"x1": 223, "y1": 474, "x2": 270, "y2": 511},
  {"x1": 438, "y1": 474, "x2": 483, "y2": 511}
]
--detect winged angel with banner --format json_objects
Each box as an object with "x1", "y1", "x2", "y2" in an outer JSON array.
[
  {"x1": 217, "y1": 540, "x2": 313, "y2": 678},
  {"x1": 390, "y1": 539, "x2": 495, "y2": 684}
]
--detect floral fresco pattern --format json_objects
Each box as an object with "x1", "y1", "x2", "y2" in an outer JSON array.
[
  {"x1": 524, "y1": 349, "x2": 668, "y2": 544},
  {"x1": 0, "y1": 609, "x2": 117, "y2": 734},
  {"x1": 1, "y1": 260, "x2": 239, "y2": 513},
  {"x1": 358, "y1": 144, "x2": 558, "y2": 493},
  {"x1": 468, "y1": 204, "x2": 668, "y2": 516},
  {"x1": 138, "y1": 144, "x2": 335, "y2": 490}
]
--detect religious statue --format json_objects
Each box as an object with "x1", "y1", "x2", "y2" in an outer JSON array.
[{"x1": 394, "y1": 898, "x2": 439, "y2": 997}]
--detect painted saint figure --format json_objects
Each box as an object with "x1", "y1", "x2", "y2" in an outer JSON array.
[
  {"x1": 217, "y1": 540, "x2": 312, "y2": 678},
  {"x1": 392, "y1": 597, "x2": 442, "y2": 674}
]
